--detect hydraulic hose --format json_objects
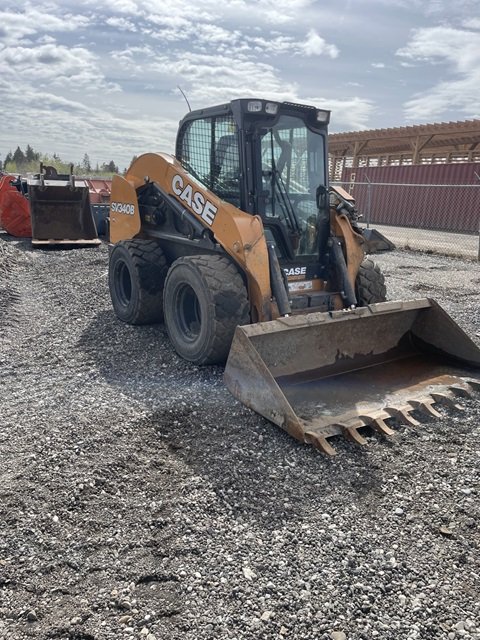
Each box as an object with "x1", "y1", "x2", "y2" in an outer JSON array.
[
  {"x1": 267, "y1": 243, "x2": 291, "y2": 317},
  {"x1": 331, "y1": 238, "x2": 357, "y2": 308}
]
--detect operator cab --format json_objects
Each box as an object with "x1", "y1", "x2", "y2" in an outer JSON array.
[{"x1": 176, "y1": 99, "x2": 332, "y2": 299}]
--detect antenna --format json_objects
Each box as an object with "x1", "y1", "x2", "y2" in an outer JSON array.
[{"x1": 177, "y1": 86, "x2": 192, "y2": 112}]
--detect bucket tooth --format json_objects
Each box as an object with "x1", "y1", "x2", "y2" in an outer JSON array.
[
  {"x1": 384, "y1": 405, "x2": 420, "y2": 427},
  {"x1": 466, "y1": 379, "x2": 480, "y2": 393},
  {"x1": 448, "y1": 384, "x2": 472, "y2": 399},
  {"x1": 341, "y1": 422, "x2": 368, "y2": 446},
  {"x1": 360, "y1": 413, "x2": 395, "y2": 437},
  {"x1": 430, "y1": 392, "x2": 465, "y2": 412},
  {"x1": 305, "y1": 432, "x2": 337, "y2": 456},
  {"x1": 409, "y1": 398, "x2": 442, "y2": 418}
]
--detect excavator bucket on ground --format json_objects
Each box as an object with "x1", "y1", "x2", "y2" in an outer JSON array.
[
  {"x1": 225, "y1": 298, "x2": 480, "y2": 455},
  {"x1": 29, "y1": 166, "x2": 100, "y2": 247}
]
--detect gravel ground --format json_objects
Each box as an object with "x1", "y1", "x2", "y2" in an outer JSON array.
[{"x1": 0, "y1": 235, "x2": 479, "y2": 640}]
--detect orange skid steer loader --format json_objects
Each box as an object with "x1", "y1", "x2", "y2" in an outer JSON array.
[{"x1": 108, "y1": 99, "x2": 479, "y2": 454}]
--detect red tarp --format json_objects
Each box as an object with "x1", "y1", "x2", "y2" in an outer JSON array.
[{"x1": 0, "y1": 175, "x2": 32, "y2": 237}]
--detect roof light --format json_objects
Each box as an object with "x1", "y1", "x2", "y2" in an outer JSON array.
[
  {"x1": 247, "y1": 100, "x2": 263, "y2": 113},
  {"x1": 316, "y1": 109, "x2": 330, "y2": 124},
  {"x1": 265, "y1": 102, "x2": 279, "y2": 115}
]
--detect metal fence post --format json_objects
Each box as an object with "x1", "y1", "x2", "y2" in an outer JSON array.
[
  {"x1": 365, "y1": 175, "x2": 371, "y2": 229},
  {"x1": 475, "y1": 172, "x2": 480, "y2": 262}
]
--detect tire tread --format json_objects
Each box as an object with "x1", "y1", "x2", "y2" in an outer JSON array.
[
  {"x1": 109, "y1": 239, "x2": 168, "y2": 325},
  {"x1": 164, "y1": 254, "x2": 249, "y2": 365},
  {"x1": 356, "y1": 258, "x2": 387, "y2": 305}
]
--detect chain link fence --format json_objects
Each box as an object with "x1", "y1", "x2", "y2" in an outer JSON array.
[{"x1": 332, "y1": 180, "x2": 480, "y2": 260}]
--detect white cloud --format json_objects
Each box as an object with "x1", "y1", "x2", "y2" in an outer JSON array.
[
  {"x1": 360, "y1": 0, "x2": 480, "y2": 17},
  {"x1": 150, "y1": 51, "x2": 298, "y2": 104},
  {"x1": 84, "y1": 0, "x2": 138, "y2": 13},
  {"x1": 147, "y1": 12, "x2": 197, "y2": 30},
  {"x1": 397, "y1": 25, "x2": 480, "y2": 120},
  {"x1": 0, "y1": 43, "x2": 119, "y2": 92},
  {"x1": 37, "y1": 35, "x2": 57, "y2": 44},
  {"x1": 0, "y1": 0, "x2": 371, "y2": 167},
  {"x1": 254, "y1": 0, "x2": 317, "y2": 24},
  {"x1": 371, "y1": 62, "x2": 385, "y2": 68},
  {"x1": 0, "y1": 78, "x2": 178, "y2": 167},
  {"x1": 311, "y1": 96, "x2": 376, "y2": 131},
  {"x1": 300, "y1": 29, "x2": 339, "y2": 58},
  {"x1": 105, "y1": 16, "x2": 137, "y2": 31},
  {"x1": 397, "y1": 25, "x2": 480, "y2": 72},
  {"x1": 0, "y1": 6, "x2": 89, "y2": 45},
  {"x1": 463, "y1": 17, "x2": 480, "y2": 29},
  {"x1": 110, "y1": 45, "x2": 155, "y2": 70},
  {"x1": 404, "y1": 73, "x2": 480, "y2": 121},
  {"x1": 248, "y1": 34, "x2": 295, "y2": 55}
]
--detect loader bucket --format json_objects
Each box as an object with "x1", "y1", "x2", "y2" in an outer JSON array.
[
  {"x1": 224, "y1": 299, "x2": 480, "y2": 455},
  {"x1": 29, "y1": 182, "x2": 100, "y2": 247},
  {"x1": 362, "y1": 227, "x2": 396, "y2": 253}
]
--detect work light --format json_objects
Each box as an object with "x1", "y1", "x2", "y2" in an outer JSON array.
[
  {"x1": 265, "y1": 102, "x2": 279, "y2": 115},
  {"x1": 316, "y1": 109, "x2": 330, "y2": 124},
  {"x1": 247, "y1": 101, "x2": 263, "y2": 112}
]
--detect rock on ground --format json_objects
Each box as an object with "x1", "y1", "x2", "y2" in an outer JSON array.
[{"x1": 0, "y1": 236, "x2": 479, "y2": 640}]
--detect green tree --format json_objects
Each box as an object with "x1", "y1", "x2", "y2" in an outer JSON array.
[
  {"x1": 39, "y1": 153, "x2": 72, "y2": 175},
  {"x1": 25, "y1": 144, "x2": 39, "y2": 163},
  {"x1": 4, "y1": 150, "x2": 15, "y2": 173},
  {"x1": 81, "y1": 153, "x2": 92, "y2": 173},
  {"x1": 13, "y1": 146, "x2": 26, "y2": 166},
  {"x1": 101, "y1": 160, "x2": 118, "y2": 173}
]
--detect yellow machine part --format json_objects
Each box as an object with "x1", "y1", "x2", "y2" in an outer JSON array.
[{"x1": 110, "y1": 152, "x2": 274, "y2": 322}]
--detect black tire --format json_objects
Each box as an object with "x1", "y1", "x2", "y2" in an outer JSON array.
[
  {"x1": 163, "y1": 255, "x2": 250, "y2": 365},
  {"x1": 109, "y1": 239, "x2": 168, "y2": 324},
  {"x1": 355, "y1": 258, "x2": 387, "y2": 305}
]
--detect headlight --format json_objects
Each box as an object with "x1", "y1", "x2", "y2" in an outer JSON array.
[
  {"x1": 247, "y1": 100, "x2": 263, "y2": 113},
  {"x1": 316, "y1": 109, "x2": 330, "y2": 124},
  {"x1": 265, "y1": 102, "x2": 279, "y2": 115}
]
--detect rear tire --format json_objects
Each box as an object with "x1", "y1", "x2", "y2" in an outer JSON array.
[
  {"x1": 163, "y1": 255, "x2": 250, "y2": 365},
  {"x1": 109, "y1": 239, "x2": 168, "y2": 324},
  {"x1": 355, "y1": 258, "x2": 387, "y2": 305}
]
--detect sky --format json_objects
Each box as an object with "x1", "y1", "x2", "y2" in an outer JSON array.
[{"x1": 1, "y1": 0, "x2": 479, "y2": 170}]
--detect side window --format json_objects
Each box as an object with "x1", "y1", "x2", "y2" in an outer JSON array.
[
  {"x1": 177, "y1": 116, "x2": 240, "y2": 207},
  {"x1": 178, "y1": 118, "x2": 212, "y2": 186},
  {"x1": 213, "y1": 117, "x2": 240, "y2": 206}
]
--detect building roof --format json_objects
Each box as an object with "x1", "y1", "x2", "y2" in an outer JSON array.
[{"x1": 329, "y1": 119, "x2": 480, "y2": 159}]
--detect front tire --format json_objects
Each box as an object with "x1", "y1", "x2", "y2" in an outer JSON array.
[
  {"x1": 355, "y1": 258, "x2": 387, "y2": 305},
  {"x1": 109, "y1": 239, "x2": 168, "y2": 324},
  {"x1": 163, "y1": 255, "x2": 250, "y2": 365}
]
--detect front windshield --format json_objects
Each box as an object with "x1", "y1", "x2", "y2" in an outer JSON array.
[{"x1": 260, "y1": 114, "x2": 326, "y2": 257}]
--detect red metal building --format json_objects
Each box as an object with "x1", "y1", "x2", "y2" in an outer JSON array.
[{"x1": 329, "y1": 120, "x2": 480, "y2": 233}]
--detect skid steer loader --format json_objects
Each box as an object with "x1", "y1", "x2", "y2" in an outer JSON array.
[{"x1": 108, "y1": 99, "x2": 479, "y2": 454}]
